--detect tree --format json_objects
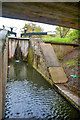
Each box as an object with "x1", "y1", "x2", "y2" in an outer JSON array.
[
  {"x1": 56, "y1": 26, "x2": 70, "y2": 38},
  {"x1": 22, "y1": 23, "x2": 43, "y2": 37},
  {"x1": 69, "y1": 29, "x2": 79, "y2": 38},
  {"x1": 67, "y1": 29, "x2": 80, "y2": 43}
]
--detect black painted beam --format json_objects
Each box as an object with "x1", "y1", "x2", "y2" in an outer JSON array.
[{"x1": 21, "y1": 32, "x2": 47, "y2": 37}]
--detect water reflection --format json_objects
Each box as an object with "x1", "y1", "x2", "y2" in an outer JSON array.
[{"x1": 5, "y1": 61, "x2": 80, "y2": 119}]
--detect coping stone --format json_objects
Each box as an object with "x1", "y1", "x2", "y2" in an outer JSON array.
[{"x1": 49, "y1": 67, "x2": 68, "y2": 83}]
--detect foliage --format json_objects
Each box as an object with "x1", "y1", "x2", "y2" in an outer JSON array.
[
  {"x1": 42, "y1": 29, "x2": 80, "y2": 43},
  {"x1": 64, "y1": 59, "x2": 78, "y2": 67},
  {"x1": 69, "y1": 30, "x2": 79, "y2": 38},
  {"x1": 66, "y1": 29, "x2": 80, "y2": 43},
  {"x1": 22, "y1": 23, "x2": 80, "y2": 44},
  {"x1": 55, "y1": 26, "x2": 70, "y2": 38},
  {"x1": 58, "y1": 56, "x2": 63, "y2": 61},
  {"x1": 42, "y1": 34, "x2": 55, "y2": 39},
  {"x1": 8, "y1": 33, "x2": 11, "y2": 36},
  {"x1": 22, "y1": 23, "x2": 43, "y2": 38},
  {"x1": 42, "y1": 38, "x2": 75, "y2": 43}
]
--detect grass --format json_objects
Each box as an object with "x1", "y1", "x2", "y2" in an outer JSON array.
[
  {"x1": 42, "y1": 38, "x2": 76, "y2": 43},
  {"x1": 63, "y1": 59, "x2": 78, "y2": 67}
]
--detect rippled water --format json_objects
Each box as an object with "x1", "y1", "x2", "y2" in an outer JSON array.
[{"x1": 5, "y1": 61, "x2": 80, "y2": 119}]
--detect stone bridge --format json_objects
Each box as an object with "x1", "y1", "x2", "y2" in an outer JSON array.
[{"x1": 1, "y1": 2, "x2": 80, "y2": 30}]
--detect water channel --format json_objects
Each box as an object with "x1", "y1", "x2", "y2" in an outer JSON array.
[{"x1": 5, "y1": 61, "x2": 80, "y2": 119}]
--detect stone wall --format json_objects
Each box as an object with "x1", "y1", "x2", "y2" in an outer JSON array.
[
  {"x1": 51, "y1": 44, "x2": 74, "y2": 59},
  {"x1": 44, "y1": 41, "x2": 77, "y2": 60},
  {"x1": 28, "y1": 38, "x2": 52, "y2": 84},
  {"x1": 0, "y1": 30, "x2": 8, "y2": 119},
  {"x1": 28, "y1": 38, "x2": 80, "y2": 111},
  {"x1": 28, "y1": 38, "x2": 68, "y2": 85},
  {"x1": 44, "y1": 41, "x2": 79, "y2": 60}
]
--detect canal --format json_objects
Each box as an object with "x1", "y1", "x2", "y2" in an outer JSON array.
[{"x1": 5, "y1": 61, "x2": 80, "y2": 119}]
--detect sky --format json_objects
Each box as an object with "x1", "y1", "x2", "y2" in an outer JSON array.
[{"x1": 0, "y1": 17, "x2": 58, "y2": 37}]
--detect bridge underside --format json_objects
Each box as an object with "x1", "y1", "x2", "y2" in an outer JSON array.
[{"x1": 2, "y1": 2, "x2": 80, "y2": 30}]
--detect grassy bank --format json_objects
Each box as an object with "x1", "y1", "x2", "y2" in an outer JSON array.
[{"x1": 42, "y1": 38, "x2": 76, "y2": 43}]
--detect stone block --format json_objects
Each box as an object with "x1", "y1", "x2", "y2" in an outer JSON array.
[
  {"x1": 49, "y1": 67, "x2": 68, "y2": 83},
  {"x1": 40, "y1": 42, "x2": 60, "y2": 67}
]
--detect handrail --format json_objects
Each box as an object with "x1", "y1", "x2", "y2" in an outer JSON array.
[{"x1": 21, "y1": 32, "x2": 47, "y2": 37}]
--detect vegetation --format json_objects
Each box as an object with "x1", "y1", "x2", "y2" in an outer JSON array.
[
  {"x1": 55, "y1": 26, "x2": 70, "y2": 38},
  {"x1": 24, "y1": 23, "x2": 43, "y2": 32},
  {"x1": 22, "y1": 23, "x2": 80, "y2": 43},
  {"x1": 42, "y1": 38, "x2": 75, "y2": 43},
  {"x1": 43, "y1": 28, "x2": 80, "y2": 43},
  {"x1": 21, "y1": 23, "x2": 43, "y2": 38},
  {"x1": 63, "y1": 59, "x2": 78, "y2": 67},
  {"x1": 66, "y1": 29, "x2": 80, "y2": 43}
]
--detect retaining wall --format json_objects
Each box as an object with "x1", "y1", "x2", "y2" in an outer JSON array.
[
  {"x1": 52, "y1": 44, "x2": 74, "y2": 58},
  {"x1": 28, "y1": 38, "x2": 68, "y2": 85},
  {"x1": 44, "y1": 41, "x2": 79, "y2": 59},
  {"x1": 0, "y1": 30, "x2": 8, "y2": 119},
  {"x1": 28, "y1": 37, "x2": 80, "y2": 111}
]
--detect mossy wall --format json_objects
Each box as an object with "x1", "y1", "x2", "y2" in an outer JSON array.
[
  {"x1": 28, "y1": 38, "x2": 53, "y2": 85},
  {"x1": 28, "y1": 37, "x2": 68, "y2": 85},
  {"x1": 0, "y1": 30, "x2": 8, "y2": 119}
]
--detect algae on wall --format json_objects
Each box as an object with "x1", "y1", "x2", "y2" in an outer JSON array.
[
  {"x1": 28, "y1": 38, "x2": 53, "y2": 85},
  {"x1": 28, "y1": 37, "x2": 68, "y2": 85}
]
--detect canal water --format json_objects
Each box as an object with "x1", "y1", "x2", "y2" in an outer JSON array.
[{"x1": 5, "y1": 61, "x2": 80, "y2": 119}]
